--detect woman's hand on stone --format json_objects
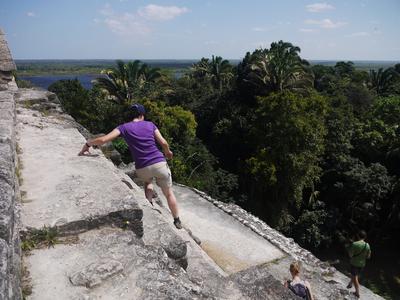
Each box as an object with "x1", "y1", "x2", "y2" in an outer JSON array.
[{"x1": 78, "y1": 144, "x2": 90, "y2": 156}]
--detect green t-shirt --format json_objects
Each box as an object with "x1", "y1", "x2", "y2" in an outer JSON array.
[{"x1": 348, "y1": 240, "x2": 371, "y2": 267}]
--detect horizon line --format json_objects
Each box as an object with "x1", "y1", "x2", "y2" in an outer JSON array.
[{"x1": 13, "y1": 58, "x2": 400, "y2": 62}]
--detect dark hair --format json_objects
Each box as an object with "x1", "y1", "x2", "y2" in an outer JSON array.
[
  {"x1": 131, "y1": 110, "x2": 141, "y2": 119},
  {"x1": 358, "y1": 230, "x2": 367, "y2": 240},
  {"x1": 130, "y1": 103, "x2": 146, "y2": 119}
]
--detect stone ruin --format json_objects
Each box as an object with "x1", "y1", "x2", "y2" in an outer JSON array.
[
  {"x1": 0, "y1": 28, "x2": 385, "y2": 300},
  {"x1": 0, "y1": 28, "x2": 21, "y2": 300},
  {"x1": 0, "y1": 29, "x2": 17, "y2": 91}
]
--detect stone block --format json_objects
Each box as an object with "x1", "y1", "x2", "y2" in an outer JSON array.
[
  {"x1": 0, "y1": 238, "x2": 9, "y2": 300},
  {"x1": 0, "y1": 125, "x2": 13, "y2": 144},
  {"x1": 0, "y1": 101, "x2": 14, "y2": 110},
  {"x1": 0, "y1": 143, "x2": 14, "y2": 186},
  {"x1": 0, "y1": 109, "x2": 13, "y2": 122},
  {"x1": 0, "y1": 181, "x2": 13, "y2": 242},
  {"x1": 69, "y1": 260, "x2": 124, "y2": 288},
  {"x1": 0, "y1": 91, "x2": 13, "y2": 102},
  {"x1": 9, "y1": 233, "x2": 22, "y2": 300}
]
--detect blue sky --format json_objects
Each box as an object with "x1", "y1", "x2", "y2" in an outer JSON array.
[{"x1": 1, "y1": 0, "x2": 399, "y2": 60}]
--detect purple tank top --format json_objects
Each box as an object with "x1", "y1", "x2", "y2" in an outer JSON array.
[{"x1": 117, "y1": 121, "x2": 165, "y2": 169}]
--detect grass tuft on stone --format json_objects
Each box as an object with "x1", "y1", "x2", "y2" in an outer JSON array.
[{"x1": 21, "y1": 226, "x2": 59, "y2": 251}]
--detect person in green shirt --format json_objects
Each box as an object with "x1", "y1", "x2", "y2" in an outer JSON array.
[{"x1": 346, "y1": 230, "x2": 371, "y2": 298}]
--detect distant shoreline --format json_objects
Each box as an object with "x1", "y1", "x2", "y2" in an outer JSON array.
[{"x1": 15, "y1": 59, "x2": 399, "y2": 77}]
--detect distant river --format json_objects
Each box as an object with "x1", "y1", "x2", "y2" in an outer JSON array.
[
  {"x1": 20, "y1": 71, "x2": 185, "y2": 90},
  {"x1": 19, "y1": 74, "x2": 106, "y2": 90}
]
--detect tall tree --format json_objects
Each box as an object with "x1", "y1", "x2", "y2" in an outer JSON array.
[
  {"x1": 248, "y1": 40, "x2": 314, "y2": 93},
  {"x1": 95, "y1": 60, "x2": 163, "y2": 105},
  {"x1": 368, "y1": 67, "x2": 398, "y2": 96},
  {"x1": 245, "y1": 91, "x2": 327, "y2": 229},
  {"x1": 189, "y1": 55, "x2": 233, "y2": 92}
]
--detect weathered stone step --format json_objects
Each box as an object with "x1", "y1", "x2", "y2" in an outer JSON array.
[
  {"x1": 155, "y1": 184, "x2": 285, "y2": 275},
  {"x1": 16, "y1": 107, "x2": 143, "y2": 236},
  {"x1": 24, "y1": 227, "x2": 205, "y2": 300}
]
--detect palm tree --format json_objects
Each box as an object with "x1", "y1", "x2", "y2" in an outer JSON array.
[
  {"x1": 189, "y1": 58, "x2": 211, "y2": 80},
  {"x1": 368, "y1": 67, "x2": 398, "y2": 96},
  {"x1": 95, "y1": 60, "x2": 162, "y2": 104},
  {"x1": 189, "y1": 56, "x2": 233, "y2": 92},
  {"x1": 249, "y1": 40, "x2": 313, "y2": 93},
  {"x1": 209, "y1": 55, "x2": 234, "y2": 91}
]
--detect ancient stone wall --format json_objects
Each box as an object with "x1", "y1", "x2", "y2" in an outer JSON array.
[
  {"x1": 0, "y1": 29, "x2": 17, "y2": 92},
  {"x1": 0, "y1": 89, "x2": 22, "y2": 300},
  {"x1": 0, "y1": 27, "x2": 22, "y2": 300}
]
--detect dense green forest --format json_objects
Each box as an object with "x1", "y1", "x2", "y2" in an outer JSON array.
[{"x1": 43, "y1": 41, "x2": 400, "y2": 299}]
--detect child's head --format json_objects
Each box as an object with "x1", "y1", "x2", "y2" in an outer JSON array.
[
  {"x1": 289, "y1": 261, "x2": 301, "y2": 277},
  {"x1": 358, "y1": 230, "x2": 367, "y2": 240}
]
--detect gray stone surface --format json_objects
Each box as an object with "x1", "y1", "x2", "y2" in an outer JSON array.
[
  {"x1": 157, "y1": 184, "x2": 285, "y2": 275},
  {"x1": 0, "y1": 180, "x2": 13, "y2": 241},
  {"x1": 0, "y1": 28, "x2": 16, "y2": 72},
  {"x1": 24, "y1": 227, "x2": 210, "y2": 300},
  {"x1": 0, "y1": 238, "x2": 9, "y2": 300},
  {"x1": 17, "y1": 107, "x2": 142, "y2": 233},
  {"x1": 230, "y1": 263, "x2": 301, "y2": 300},
  {"x1": 25, "y1": 226, "x2": 296, "y2": 300},
  {"x1": 0, "y1": 86, "x2": 22, "y2": 299}
]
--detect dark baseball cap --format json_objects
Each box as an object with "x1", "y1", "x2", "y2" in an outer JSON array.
[{"x1": 130, "y1": 103, "x2": 146, "y2": 115}]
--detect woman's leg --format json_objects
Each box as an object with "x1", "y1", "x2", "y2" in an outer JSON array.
[
  {"x1": 144, "y1": 182, "x2": 154, "y2": 203},
  {"x1": 161, "y1": 185, "x2": 179, "y2": 219}
]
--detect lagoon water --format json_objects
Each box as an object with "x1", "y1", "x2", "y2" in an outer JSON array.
[
  {"x1": 19, "y1": 74, "x2": 106, "y2": 90},
  {"x1": 19, "y1": 71, "x2": 185, "y2": 90}
]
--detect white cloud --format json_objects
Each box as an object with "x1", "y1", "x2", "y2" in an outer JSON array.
[
  {"x1": 26, "y1": 11, "x2": 36, "y2": 17},
  {"x1": 98, "y1": 4, "x2": 188, "y2": 36},
  {"x1": 299, "y1": 28, "x2": 318, "y2": 33},
  {"x1": 305, "y1": 18, "x2": 347, "y2": 29},
  {"x1": 306, "y1": 3, "x2": 335, "y2": 12},
  {"x1": 252, "y1": 27, "x2": 269, "y2": 32},
  {"x1": 138, "y1": 4, "x2": 188, "y2": 21},
  {"x1": 345, "y1": 31, "x2": 369, "y2": 37},
  {"x1": 99, "y1": 5, "x2": 150, "y2": 36},
  {"x1": 104, "y1": 13, "x2": 151, "y2": 36}
]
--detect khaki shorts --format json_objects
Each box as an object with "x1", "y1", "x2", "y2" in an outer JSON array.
[{"x1": 135, "y1": 161, "x2": 172, "y2": 189}]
